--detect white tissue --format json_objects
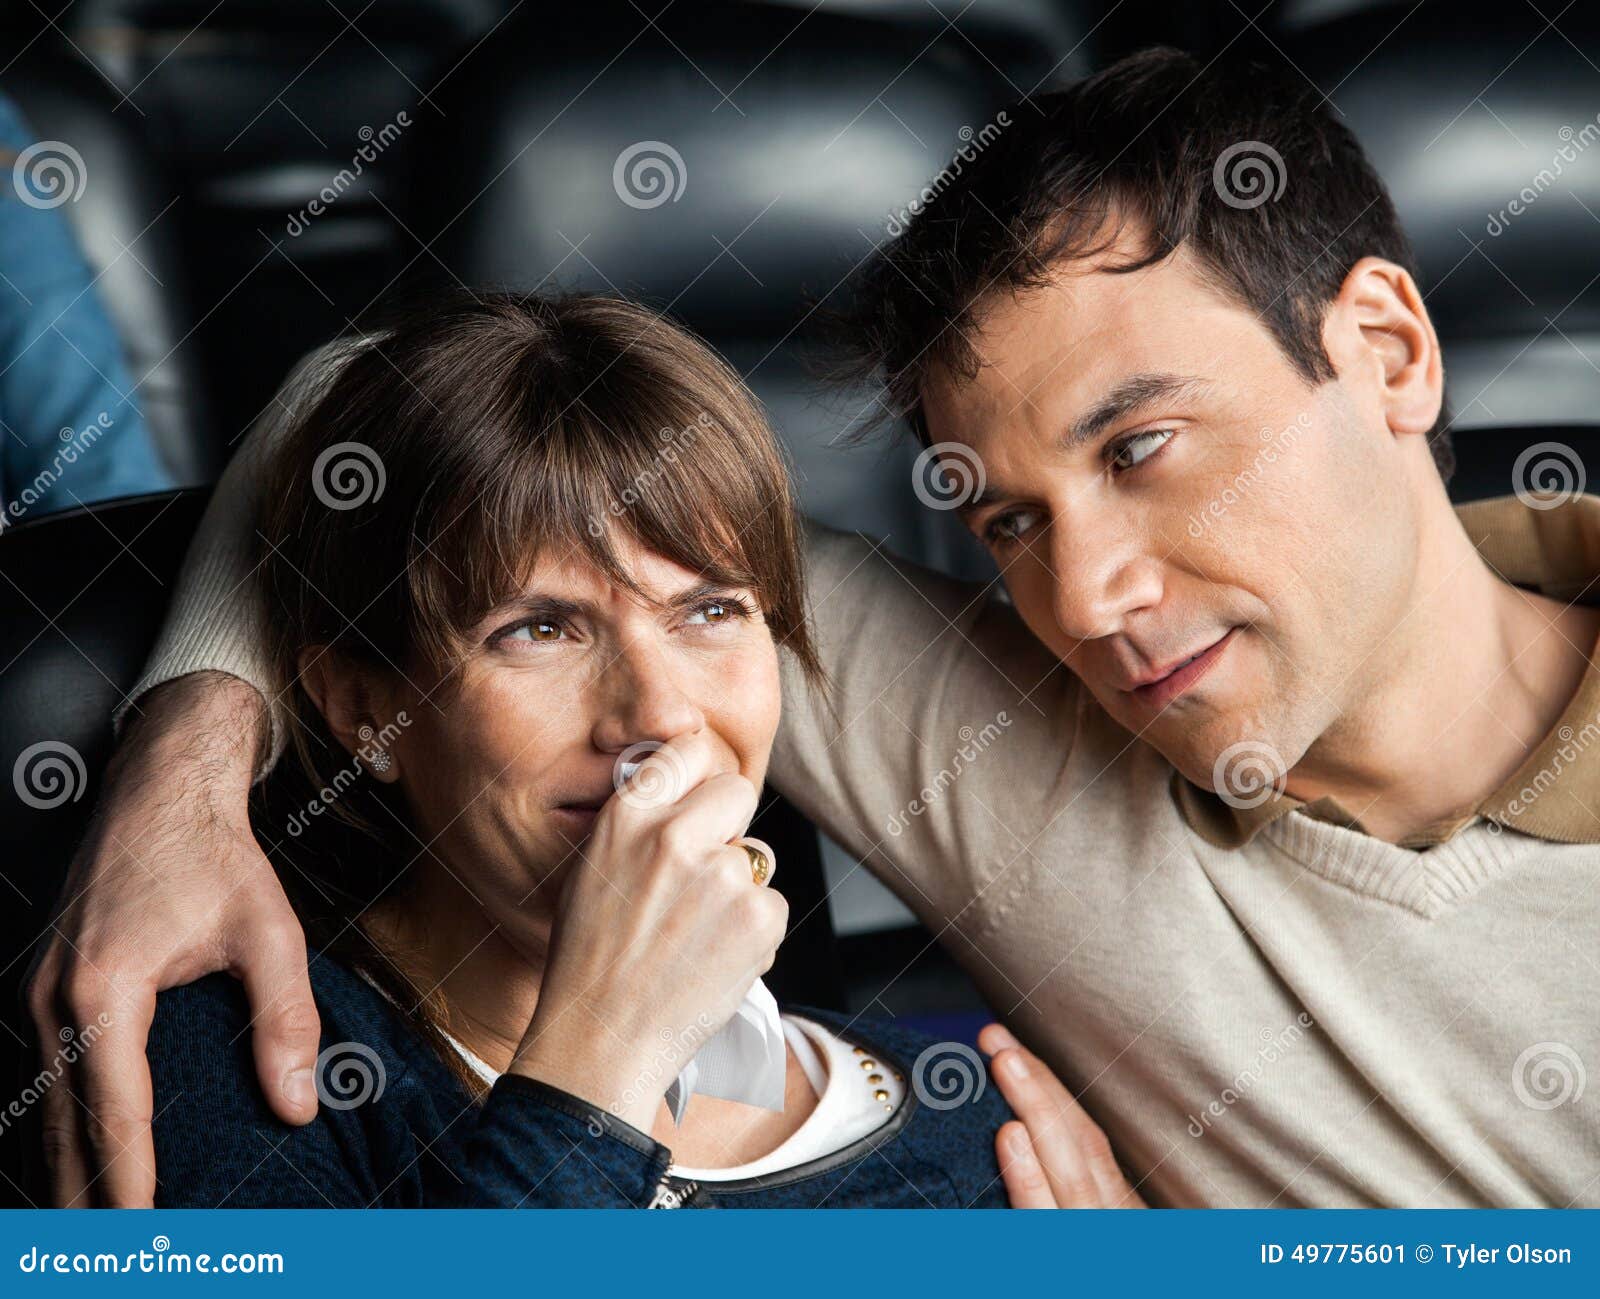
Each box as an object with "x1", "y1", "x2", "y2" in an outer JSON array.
[{"x1": 663, "y1": 978, "x2": 788, "y2": 1124}]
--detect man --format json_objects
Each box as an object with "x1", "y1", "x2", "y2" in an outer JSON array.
[{"x1": 29, "y1": 48, "x2": 1600, "y2": 1207}]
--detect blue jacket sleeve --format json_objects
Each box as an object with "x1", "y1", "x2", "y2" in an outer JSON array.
[
  {"x1": 0, "y1": 92, "x2": 173, "y2": 525},
  {"x1": 147, "y1": 976, "x2": 680, "y2": 1208}
]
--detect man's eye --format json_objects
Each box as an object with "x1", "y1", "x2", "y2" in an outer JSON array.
[
  {"x1": 1109, "y1": 428, "x2": 1174, "y2": 472},
  {"x1": 507, "y1": 619, "x2": 564, "y2": 642},
  {"x1": 985, "y1": 509, "x2": 1041, "y2": 545}
]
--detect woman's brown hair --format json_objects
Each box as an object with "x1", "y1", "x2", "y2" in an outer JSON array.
[{"x1": 251, "y1": 288, "x2": 821, "y2": 1088}]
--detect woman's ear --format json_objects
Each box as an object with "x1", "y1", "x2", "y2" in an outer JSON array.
[
  {"x1": 296, "y1": 646, "x2": 404, "y2": 784},
  {"x1": 1324, "y1": 256, "x2": 1444, "y2": 442}
]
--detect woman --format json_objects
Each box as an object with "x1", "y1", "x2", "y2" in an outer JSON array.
[{"x1": 145, "y1": 290, "x2": 1140, "y2": 1208}]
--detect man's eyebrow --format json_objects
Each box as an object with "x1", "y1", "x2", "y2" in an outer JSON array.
[{"x1": 1063, "y1": 373, "x2": 1209, "y2": 449}]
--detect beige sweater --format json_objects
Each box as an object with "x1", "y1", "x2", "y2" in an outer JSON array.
[{"x1": 125, "y1": 339, "x2": 1600, "y2": 1207}]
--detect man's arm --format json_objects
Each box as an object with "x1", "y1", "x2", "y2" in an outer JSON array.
[
  {"x1": 771, "y1": 523, "x2": 1080, "y2": 925},
  {"x1": 26, "y1": 337, "x2": 367, "y2": 1207}
]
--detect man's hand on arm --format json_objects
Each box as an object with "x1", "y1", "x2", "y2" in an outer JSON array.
[{"x1": 26, "y1": 672, "x2": 319, "y2": 1207}]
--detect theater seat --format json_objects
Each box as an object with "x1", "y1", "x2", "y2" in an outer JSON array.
[
  {"x1": 0, "y1": 52, "x2": 215, "y2": 483},
  {"x1": 64, "y1": 0, "x2": 507, "y2": 451},
  {"x1": 402, "y1": 0, "x2": 1011, "y2": 587},
  {"x1": 0, "y1": 490, "x2": 207, "y2": 1204},
  {"x1": 1281, "y1": 7, "x2": 1600, "y2": 443}
]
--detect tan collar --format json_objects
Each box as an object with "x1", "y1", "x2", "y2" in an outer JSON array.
[{"x1": 1179, "y1": 494, "x2": 1600, "y2": 849}]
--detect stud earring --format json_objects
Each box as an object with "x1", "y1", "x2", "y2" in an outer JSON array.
[{"x1": 368, "y1": 748, "x2": 392, "y2": 774}]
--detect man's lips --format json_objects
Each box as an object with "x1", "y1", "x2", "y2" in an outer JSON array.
[{"x1": 1121, "y1": 628, "x2": 1237, "y2": 709}]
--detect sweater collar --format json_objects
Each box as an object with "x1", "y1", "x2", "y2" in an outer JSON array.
[{"x1": 1178, "y1": 493, "x2": 1600, "y2": 849}]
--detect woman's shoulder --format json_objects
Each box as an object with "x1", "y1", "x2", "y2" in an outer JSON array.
[
  {"x1": 770, "y1": 1007, "x2": 1012, "y2": 1207},
  {"x1": 789, "y1": 1007, "x2": 993, "y2": 1079},
  {"x1": 147, "y1": 953, "x2": 435, "y2": 1107},
  {"x1": 152, "y1": 954, "x2": 403, "y2": 1045}
]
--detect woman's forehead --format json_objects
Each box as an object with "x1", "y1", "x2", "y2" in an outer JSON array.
[{"x1": 520, "y1": 535, "x2": 716, "y2": 602}]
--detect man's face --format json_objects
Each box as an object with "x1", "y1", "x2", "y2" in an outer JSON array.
[{"x1": 922, "y1": 241, "x2": 1426, "y2": 793}]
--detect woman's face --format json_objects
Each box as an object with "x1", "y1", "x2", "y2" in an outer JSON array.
[{"x1": 378, "y1": 533, "x2": 781, "y2": 943}]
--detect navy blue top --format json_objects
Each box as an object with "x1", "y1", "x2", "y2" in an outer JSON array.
[{"x1": 147, "y1": 957, "x2": 1012, "y2": 1208}]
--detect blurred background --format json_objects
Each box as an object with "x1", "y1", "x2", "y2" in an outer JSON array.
[{"x1": 3, "y1": 0, "x2": 1600, "y2": 1201}]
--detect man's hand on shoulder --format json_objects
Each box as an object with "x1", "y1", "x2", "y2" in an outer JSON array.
[{"x1": 26, "y1": 672, "x2": 319, "y2": 1207}]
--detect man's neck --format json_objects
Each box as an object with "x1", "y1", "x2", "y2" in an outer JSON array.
[{"x1": 1287, "y1": 499, "x2": 1600, "y2": 844}]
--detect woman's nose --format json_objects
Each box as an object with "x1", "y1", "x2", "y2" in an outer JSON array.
[{"x1": 589, "y1": 643, "x2": 706, "y2": 752}]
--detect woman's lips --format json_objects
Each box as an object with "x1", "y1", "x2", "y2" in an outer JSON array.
[
  {"x1": 552, "y1": 802, "x2": 605, "y2": 833},
  {"x1": 1127, "y1": 628, "x2": 1237, "y2": 710}
]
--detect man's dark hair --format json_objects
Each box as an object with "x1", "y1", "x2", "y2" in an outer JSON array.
[{"x1": 834, "y1": 46, "x2": 1454, "y2": 480}]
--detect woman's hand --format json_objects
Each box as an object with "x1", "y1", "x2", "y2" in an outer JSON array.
[
  {"x1": 979, "y1": 1023, "x2": 1146, "y2": 1209},
  {"x1": 511, "y1": 730, "x2": 787, "y2": 1132}
]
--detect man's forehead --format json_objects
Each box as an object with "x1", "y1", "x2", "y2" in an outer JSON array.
[{"x1": 924, "y1": 252, "x2": 1256, "y2": 430}]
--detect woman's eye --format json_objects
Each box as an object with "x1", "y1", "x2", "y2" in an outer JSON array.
[
  {"x1": 985, "y1": 509, "x2": 1041, "y2": 545},
  {"x1": 1109, "y1": 428, "x2": 1174, "y2": 472},
  {"x1": 684, "y1": 597, "x2": 751, "y2": 627},
  {"x1": 507, "y1": 619, "x2": 564, "y2": 643}
]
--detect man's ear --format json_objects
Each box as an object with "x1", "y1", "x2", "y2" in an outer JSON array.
[
  {"x1": 296, "y1": 646, "x2": 403, "y2": 784},
  {"x1": 1324, "y1": 255, "x2": 1443, "y2": 440}
]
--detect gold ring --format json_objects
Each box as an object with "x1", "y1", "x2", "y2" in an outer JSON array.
[{"x1": 744, "y1": 843, "x2": 770, "y2": 886}]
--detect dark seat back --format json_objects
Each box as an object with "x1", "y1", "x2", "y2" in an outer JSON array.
[
  {"x1": 1282, "y1": 7, "x2": 1600, "y2": 433},
  {"x1": 404, "y1": 0, "x2": 1013, "y2": 583}
]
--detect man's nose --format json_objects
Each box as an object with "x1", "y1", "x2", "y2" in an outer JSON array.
[
  {"x1": 590, "y1": 638, "x2": 705, "y2": 752},
  {"x1": 1046, "y1": 512, "x2": 1165, "y2": 644}
]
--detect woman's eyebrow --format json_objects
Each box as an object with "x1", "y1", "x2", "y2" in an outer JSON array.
[
  {"x1": 658, "y1": 581, "x2": 745, "y2": 610},
  {"x1": 1063, "y1": 373, "x2": 1209, "y2": 449},
  {"x1": 496, "y1": 594, "x2": 590, "y2": 620}
]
